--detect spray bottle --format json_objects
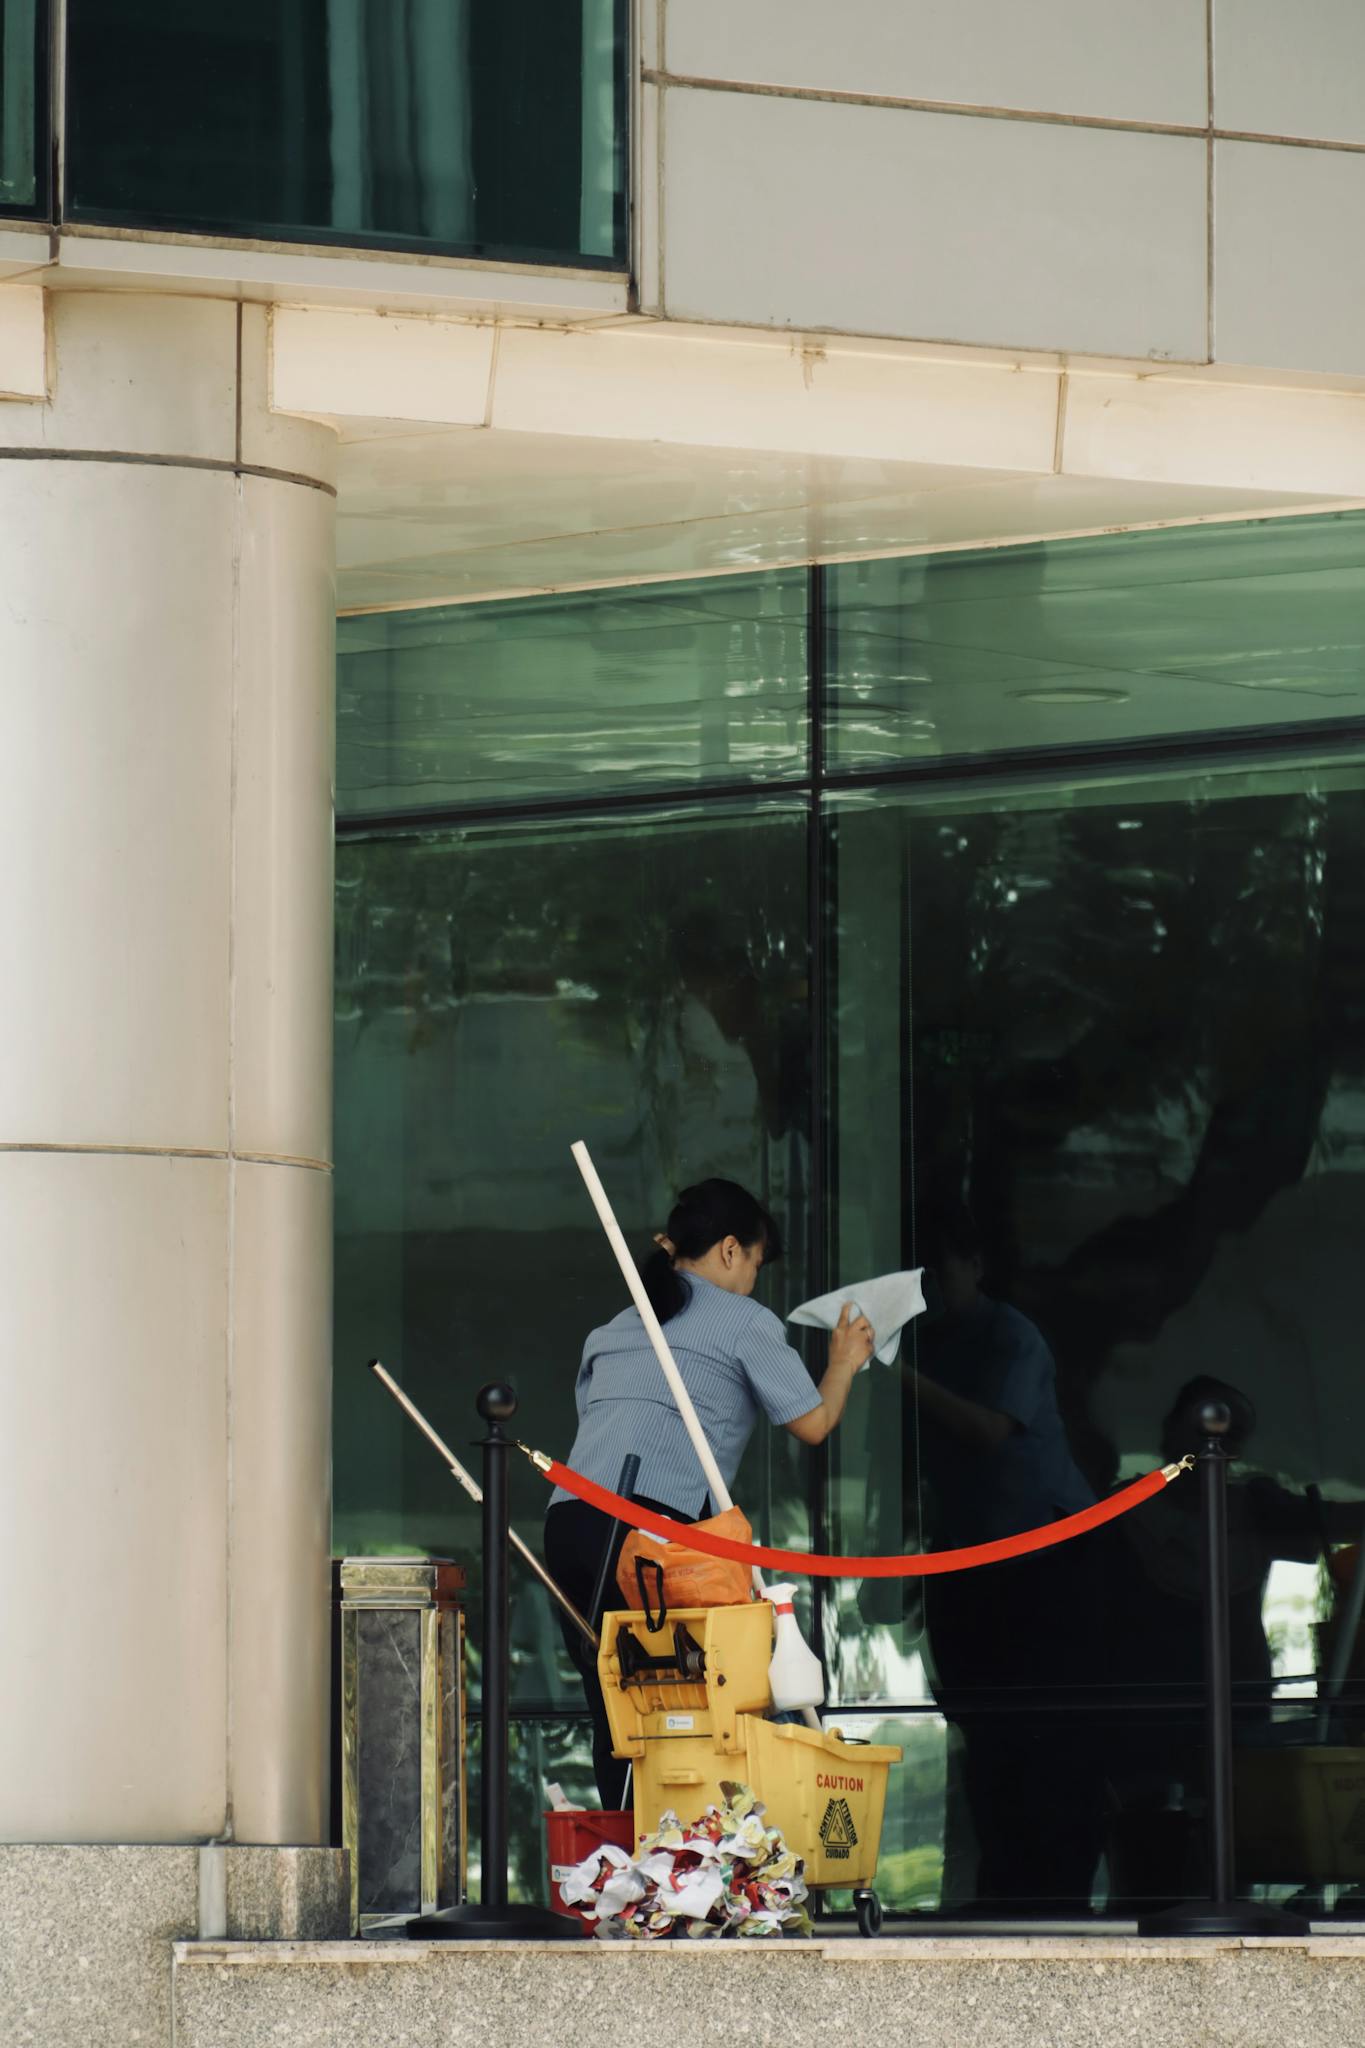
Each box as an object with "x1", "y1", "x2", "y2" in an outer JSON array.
[{"x1": 766, "y1": 1581, "x2": 825, "y2": 1714}]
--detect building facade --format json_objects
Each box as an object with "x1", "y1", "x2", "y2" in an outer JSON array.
[{"x1": 5, "y1": 1, "x2": 1365, "y2": 2030}]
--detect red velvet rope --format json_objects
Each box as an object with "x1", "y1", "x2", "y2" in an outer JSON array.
[{"x1": 537, "y1": 1456, "x2": 1176, "y2": 1578}]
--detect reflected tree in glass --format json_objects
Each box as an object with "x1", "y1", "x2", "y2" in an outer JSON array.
[
  {"x1": 334, "y1": 797, "x2": 813, "y2": 1708},
  {"x1": 337, "y1": 572, "x2": 809, "y2": 819},
  {"x1": 830, "y1": 759, "x2": 1365, "y2": 1911}
]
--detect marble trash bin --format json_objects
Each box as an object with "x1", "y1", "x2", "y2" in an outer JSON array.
[{"x1": 338, "y1": 1557, "x2": 467, "y2": 1931}]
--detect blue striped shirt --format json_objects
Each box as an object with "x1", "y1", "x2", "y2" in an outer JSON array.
[{"x1": 549, "y1": 1275, "x2": 821, "y2": 1517}]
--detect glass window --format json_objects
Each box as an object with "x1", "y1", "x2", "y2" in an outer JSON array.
[
  {"x1": 337, "y1": 511, "x2": 1365, "y2": 1919},
  {"x1": 0, "y1": 0, "x2": 47, "y2": 217},
  {"x1": 337, "y1": 573, "x2": 809, "y2": 820},
  {"x1": 65, "y1": 0, "x2": 626, "y2": 267},
  {"x1": 826, "y1": 513, "x2": 1365, "y2": 776},
  {"x1": 829, "y1": 753, "x2": 1365, "y2": 1912},
  {"x1": 468, "y1": 1714, "x2": 597, "y2": 1907},
  {"x1": 333, "y1": 797, "x2": 814, "y2": 1707},
  {"x1": 817, "y1": 1711, "x2": 949, "y2": 1917}
]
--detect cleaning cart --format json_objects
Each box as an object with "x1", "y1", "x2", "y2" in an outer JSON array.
[{"x1": 599, "y1": 1599, "x2": 901, "y2": 1935}]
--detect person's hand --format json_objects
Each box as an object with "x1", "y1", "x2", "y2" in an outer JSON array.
[{"x1": 829, "y1": 1302, "x2": 875, "y2": 1373}]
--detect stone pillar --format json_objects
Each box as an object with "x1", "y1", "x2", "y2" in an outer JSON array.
[{"x1": 0, "y1": 292, "x2": 337, "y2": 1845}]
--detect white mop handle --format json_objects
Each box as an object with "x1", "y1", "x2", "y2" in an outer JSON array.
[
  {"x1": 571, "y1": 1141, "x2": 733, "y2": 1511},
  {"x1": 570, "y1": 1140, "x2": 768, "y2": 1602},
  {"x1": 569, "y1": 1147, "x2": 826, "y2": 1726}
]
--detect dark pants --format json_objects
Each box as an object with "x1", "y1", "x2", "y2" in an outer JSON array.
[
  {"x1": 544, "y1": 1491, "x2": 697, "y2": 1809},
  {"x1": 926, "y1": 1542, "x2": 1108, "y2": 1913}
]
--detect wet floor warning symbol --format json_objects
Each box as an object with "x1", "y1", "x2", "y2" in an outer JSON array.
[{"x1": 819, "y1": 1797, "x2": 859, "y2": 1861}]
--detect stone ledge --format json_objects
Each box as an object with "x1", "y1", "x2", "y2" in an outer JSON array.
[
  {"x1": 171, "y1": 1931, "x2": 1365, "y2": 2048},
  {"x1": 176, "y1": 1931, "x2": 1365, "y2": 1962}
]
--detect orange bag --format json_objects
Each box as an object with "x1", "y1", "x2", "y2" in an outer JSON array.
[{"x1": 617, "y1": 1506, "x2": 754, "y2": 1621}]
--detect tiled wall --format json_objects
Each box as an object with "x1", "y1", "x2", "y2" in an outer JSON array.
[{"x1": 646, "y1": 0, "x2": 1365, "y2": 374}]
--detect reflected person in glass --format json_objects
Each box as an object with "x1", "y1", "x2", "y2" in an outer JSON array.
[
  {"x1": 543, "y1": 1177, "x2": 874, "y2": 1808},
  {"x1": 1104, "y1": 1374, "x2": 1362, "y2": 1906},
  {"x1": 1112, "y1": 1378, "x2": 1339, "y2": 1716},
  {"x1": 910, "y1": 1203, "x2": 1105, "y2": 1914}
]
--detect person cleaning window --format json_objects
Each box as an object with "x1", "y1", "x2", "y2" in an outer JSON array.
[{"x1": 543, "y1": 1176, "x2": 874, "y2": 1807}]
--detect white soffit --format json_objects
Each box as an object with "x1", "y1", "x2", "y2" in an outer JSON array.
[
  {"x1": 293, "y1": 307, "x2": 1365, "y2": 607},
  {"x1": 1063, "y1": 374, "x2": 1365, "y2": 498},
  {"x1": 488, "y1": 324, "x2": 1062, "y2": 470},
  {"x1": 333, "y1": 425, "x2": 1340, "y2": 611},
  {"x1": 273, "y1": 310, "x2": 495, "y2": 428},
  {"x1": 278, "y1": 305, "x2": 1365, "y2": 494}
]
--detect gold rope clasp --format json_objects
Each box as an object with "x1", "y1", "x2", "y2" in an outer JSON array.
[
  {"x1": 516, "y1": 1441, "x2": 553, "y2": 1473},
  {"x1": 1161, "y1": 1454, "x2": 1196, "y2": 1483}
]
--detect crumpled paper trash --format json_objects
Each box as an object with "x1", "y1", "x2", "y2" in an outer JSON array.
[{"x1": 558, "y1": 1783, "x2": 811, "y2": 1940}]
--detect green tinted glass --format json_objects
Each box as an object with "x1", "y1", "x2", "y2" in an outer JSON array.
[
  {"x1": 822, "y1": 796, "x2": 926, "y2": 1713},
  {"x1": 829, "y1": 754, "x2": 1365, "y2": 1907},
  {"x1": 827, "y1": 513, "x2": 1365, "y2": 774},
  {"x1": 335, "y1": 512, "x2": 1365, "y2": 1913},
  {"x1": 467, "y1": 1716, "x2": 597, "y2": 1906},
  {"x1": 333, "y1": 797, "x2": 813, "y2": 1703},
  {"x1": 337, "y1": 573, "x2": 809, "y2": 817},
  {"x1": 0, "y1": 0, "x2": 46, "y2": 216},
  {"x1": 65, "y1": 0, "x2": 626, "y2": 266},
  {"x1": 817, "y1": 1711, "x2": 948, "y2": 1917}
]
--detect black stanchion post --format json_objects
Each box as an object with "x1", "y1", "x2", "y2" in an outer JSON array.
[
  {"x1": 408, "y1": 1382, "x2": 580, "y2": 1941},
  {"x1": 1139, "y1": 1400, "x2": 1309, "y2": 1937}
]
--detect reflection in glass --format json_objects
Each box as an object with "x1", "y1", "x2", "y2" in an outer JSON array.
[
  {"x1": 333, "y1": 798, "x2": 813, "y2": 1706},
  {"x1": 337, "y1": 573, "x2": 809, "y2": 818},
  {"x1": 823, "y1": 807, "x2": 924, "y2": 1708},
  {"x1": 913, "y1": 1207, "x2": 1104, "y2": 1912},
  {"x1": 0, "y1": 0, "x2": 45, "y2": 215},
  {"x1": 65, "y1": 0, "x2": 627, "y2": 266},
  {"x1": 827, "y1": 513, "x2": 1365, "y2": 774},
  {"x1": 830, "y1": 755, "x2": 1365, "y2": 1909},
  {"x1": 465, "y1": 1714, "x2": 597, "y2": 1906},
  {"x1": 335, "y1": 511, "x2": 1365, "y2": 1914},
  {"x1": 818, "y1": 1712, "x2": 949, "y2": 1919}
]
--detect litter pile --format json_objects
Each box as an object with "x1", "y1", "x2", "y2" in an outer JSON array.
[{"x1": 558, "y1": 1782, "x2": 811, "y2": 1940}]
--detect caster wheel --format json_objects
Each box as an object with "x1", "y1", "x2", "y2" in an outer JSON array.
[{"x1": 853, "y1": 1888, "x2": 882, "y2": 1938}]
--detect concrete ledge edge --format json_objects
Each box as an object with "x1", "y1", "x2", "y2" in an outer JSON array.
[{"x1": 174, "y1": 1933, "x2": 1365, "y2": 1968}]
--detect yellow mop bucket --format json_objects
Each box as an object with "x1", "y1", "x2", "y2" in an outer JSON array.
[
  {"x1": 598, "y1": 1603, "x2": 774, "y2": 1758},
  {"x1": 630, "y1": 1713, "x2": 899, "y2": 1892},
  {"x1": 742, "y1": 1717, "x2": 898, "y2": 1891},
  {"x1": 599, "y1": 1605, "x2": 900, "y2": 1895}
]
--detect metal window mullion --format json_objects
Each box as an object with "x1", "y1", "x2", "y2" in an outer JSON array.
[{"x1": 807, "y1": 563, "x2": 832, "y2": 1726}]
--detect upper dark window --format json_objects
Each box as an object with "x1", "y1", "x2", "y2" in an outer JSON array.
[
  {"x1": 0, "y1": 0, "x2": 49, "y2": 219},
  {"x1": 64, "y1": 0, "x2": 627, "y2": 268}
]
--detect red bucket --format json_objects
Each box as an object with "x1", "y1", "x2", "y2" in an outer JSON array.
[{"x1": 545, "y1": 1809, "x2": 636, "y2": 1929}]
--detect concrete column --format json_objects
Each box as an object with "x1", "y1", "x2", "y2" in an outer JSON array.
[{"x1": 0, "y1": 292, "x2": 337, "y2": 1844}]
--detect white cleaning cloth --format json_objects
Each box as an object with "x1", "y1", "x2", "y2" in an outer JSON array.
[{"x1": 787, "y1": 1269, "x2": 927, "y2": 1368}]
